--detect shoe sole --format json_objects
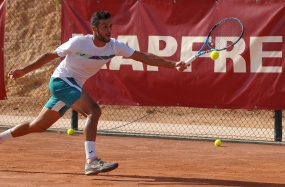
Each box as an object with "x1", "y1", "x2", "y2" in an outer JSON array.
[
  {"x1": 100, "y1": 163, "x2": 119, "y2": 173},
  {"x1": 85, "y1": 163, "x2": 119, "y2": 175},
  {"x1": 85, "y1": 170, "x2": 100, "y2": 175}
]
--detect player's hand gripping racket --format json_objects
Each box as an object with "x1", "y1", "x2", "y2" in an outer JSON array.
[{"x1": 181, "y1": 17, "x2": 244, "y2": 69}]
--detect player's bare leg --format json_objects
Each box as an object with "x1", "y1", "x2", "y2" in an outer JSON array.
[
  {"x1": 0, "y1": 108, "x2": 61, "y2": 143},
  {"x1": 70, "y1": 90, "x2": 101, "y2": 142},
  {"x1": 11, "y1": 108, "x2": 61, "y2": 137},
  {"x1": 70, "y1": 90, "x2": 118, "y2": 175}
]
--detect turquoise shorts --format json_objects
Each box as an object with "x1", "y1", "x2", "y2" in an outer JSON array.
[{"x1": 45, "y1": 77, "x2": 82, "y2": 116}]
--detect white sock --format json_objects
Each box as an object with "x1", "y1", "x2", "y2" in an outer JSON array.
[
  {"x1": 0, "y1": 129, "x2": 13, "y2": 144},
  {"x1": 85, "y1": 141, "x2": 97, "y2": 164}
]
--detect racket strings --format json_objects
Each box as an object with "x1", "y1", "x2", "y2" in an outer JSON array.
[{"x1": 209, "y1": 19, "x2": 243, "y2": 50}]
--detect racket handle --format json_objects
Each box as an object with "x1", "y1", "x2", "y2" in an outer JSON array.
[
  {"x1": 185, "y1": 55, "x2": 197, "y2": 65},
  {"x1": 175, "y1": 55, "x2": 197, "y2": 71}
]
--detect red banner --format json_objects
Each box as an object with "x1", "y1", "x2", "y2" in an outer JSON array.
[
  {"x1": 0, "y1": 0, "x2": 6, "y2": 100},
  {"x1": 62, "y1": 0, "x2": 285, "y2": 109}
]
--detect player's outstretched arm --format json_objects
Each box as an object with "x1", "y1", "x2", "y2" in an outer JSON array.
[
  {"x1": 8, "y1": 51, "x2": 59, "y2": 80},
  {"x1": 129, "y1": 50, "x2": 187, "y2": 72}
]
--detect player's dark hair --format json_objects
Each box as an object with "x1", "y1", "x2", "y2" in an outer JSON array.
[{"x1": 90, "y1": 11, "x2": 111, "y2": 27}]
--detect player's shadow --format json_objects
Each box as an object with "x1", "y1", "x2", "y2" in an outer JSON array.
[
  {"x1": 94, "y1": 174, "x2": 285, "y2": 187},
  {"x1": 1, "y1": 170, "x2": 284, "y2": 186},
  {"x1": 0, "y1": 169, "x2": 81, "y2": 175}
]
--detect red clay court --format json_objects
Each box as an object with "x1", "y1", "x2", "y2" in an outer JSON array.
[{"x1": 0, "y1": 130, "x2": 285, "y2": 187}]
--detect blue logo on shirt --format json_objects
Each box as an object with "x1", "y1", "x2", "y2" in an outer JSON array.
[{"x1": 75, "y1": 52, "x2": 115, "y2": 60}]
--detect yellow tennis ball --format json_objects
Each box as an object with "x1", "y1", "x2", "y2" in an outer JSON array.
[
  {"x1": 67, "y1": 128, "x2": 74, "y2": 135},
  {"x1": 210, "y1": 51, "x2": 219, "y2": 60},
  {"x1": 215, "y1": 139, "x2": 222, "y2": 146}
]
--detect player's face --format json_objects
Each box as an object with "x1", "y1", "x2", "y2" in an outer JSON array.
[{"x1": 96, "y1": 18, "x2": 112, "y2": 43}]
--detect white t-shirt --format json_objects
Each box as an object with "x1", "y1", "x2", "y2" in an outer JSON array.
[{"x1": 52, "y1": 34, "x2": 135, "y2": 86}]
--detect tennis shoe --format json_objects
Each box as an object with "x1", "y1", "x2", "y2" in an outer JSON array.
[{"x1": 85, "y1": 158, "x2": 118, "y2": 175}]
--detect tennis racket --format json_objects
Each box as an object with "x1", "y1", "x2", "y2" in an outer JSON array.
[{"x1": 182, "y1": 17, "x2": 244, "y2": 67}]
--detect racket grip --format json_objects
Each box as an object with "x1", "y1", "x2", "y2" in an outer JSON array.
[
  {"x1": 185, "y1": 55, "x2": 197, "y2": 65},
  {"x1": 175, "y1": 55, "x2": 197, "y2": 71}
]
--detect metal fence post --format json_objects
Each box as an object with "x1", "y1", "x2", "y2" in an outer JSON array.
[
  {"x1": 274, "y1": 110, "x2": 282, "y2": 142},
  {"x1": 71, "y1": 109, "x2": 78, "y2": 130}
]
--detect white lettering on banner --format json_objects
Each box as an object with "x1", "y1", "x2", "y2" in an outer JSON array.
[
  {"x1": 181, "y1": 36, "x2": 246, "y2": 73},
  {"x1": 181, "y1": 36, "x2": 205, "y2": 72},
  {"x1": 250, "y1": 36, "x2": 282, "y2": 73},
  {"x1": 214, "y1": 38, "x2": 246, "y2": 73},
  {"x1": 147, "y1": 36, "x2": 177, "y2": 71},
  {"x1": 72, "y1": 33, "x2": 83, "y2": 37},
  {"x1": 71, "y1": 34, "x2": 283, "y2": 73}
]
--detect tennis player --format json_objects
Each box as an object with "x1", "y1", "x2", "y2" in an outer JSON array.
[{"x1": 1, "y1": 10, "x2": 187, "y2": 175}]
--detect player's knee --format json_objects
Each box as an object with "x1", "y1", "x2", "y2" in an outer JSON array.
[{"x1": 90, "y1": 105, "x2": 101, "y2": 118}]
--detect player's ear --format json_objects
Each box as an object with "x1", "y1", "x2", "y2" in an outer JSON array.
[{"x1": 91, "y1": 26, "x2": 97, "y2": 32}]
